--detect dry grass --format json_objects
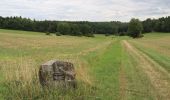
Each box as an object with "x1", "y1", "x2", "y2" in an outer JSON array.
[
  {"x1": 0, "y1": 29, "x2": 113, "y2": 99},
  {"x1": 123, "y1": 40, "x2": 170, "y2": 99},
  {"x1": 1, "y1": 29, "x2": 169, "y2": 99},
  {"x1": 130, "y1": 35, "x2": 170, "y2": 57}
]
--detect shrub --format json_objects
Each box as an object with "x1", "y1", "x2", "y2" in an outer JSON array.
[
  {"x1": 128, "y1": 18, "x2": 143, "y2": 38},
  {"x1": 138, "y1": 34, "x2": 144, "y2": 38},
  {"x1": 77, "y1": 32, "x2": 83, "y2": 37},
  {"x1": 55, "y1": 32, "x2": 62, "y2": 36},
  {"x1": 45, "y1": 32, "x2": 51, "y2": 35},
  {"x1": 118, "y1": 32, "x2": 127, "y2": 36},
  {"x1": 105, "y1": 33, "x2": 110, "y2": 36}
]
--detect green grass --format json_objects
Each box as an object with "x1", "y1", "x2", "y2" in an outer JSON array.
[
  {"x1": 87, "y1": 40, "x2": 121, "y2": 99},
  {"x1": 131, "y1": 44, "x2": 170, "y2": 72},
  {"x1": 0, "y1": 29, "x2": 45, "y2": 35},
  {"x1": 130, "y1": 33, "x2": 170, "y2": 72},
  {"x1": 121, "y1": 45, "x2": 156, "y2": 100},
  {"x1": 0, "y1": 29, "x2": 117, "y2": 99},
  {"x1": 0, "y1": 29, "x2": 170, "y2": 99}
]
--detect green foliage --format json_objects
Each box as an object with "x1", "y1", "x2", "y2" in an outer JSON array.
[
  {"x1": 0, "y1": 16, "x2": 128, "y2": 37},
  {"x1": 128, "y1": 18, "x2": 143, "y2": 38},
  {"x1": 91, "y1": 22, "x2": 120, "y2": 35},
  {"x1": 1, "y1": 16, "x2": 170, "y2": 37},
  {"x1": 55, "y1": 32, "x2": 61, "y2": 36},
  {"x1": 70, "y1": 24, "x2": 80, "y2": 36},
  {"x1": 57, "y1": 22, "x2": 71, "y2": 35},
  {"x1": 79, "y1": 24, "x2": 91, "y2": 35},
  {"x1": 77, "y1": 32, "x2": 83, "y2": 37},
  {"x1": 142, "y1": 16, "x2": 170, "y2": 33},
  {"x1": 105, "y1": 33, "x2": 110, "y2": 36},
  {"x1": 117, "y1": 32, "x2": 127, "y2": 36},
  {"x1": 139, "y1": 34, "x2": 144, "y2": 38},
  {"x1": 45, "y1": 32, "x2": 51, "y2": 35},
  {"x1": 142, "y1": 18, "x2": 153, "y2": 33}
]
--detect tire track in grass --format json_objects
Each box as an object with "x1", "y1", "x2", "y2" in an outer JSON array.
[
  {"x1": 120, "y1": 42, "x2": 154, "y2": 100},
  {"x1": 122, "y1": 40, "x2": 170, "y2": 100},
  {"x1": 88, "y1": 40, "x2": 121, "y2": 99},
  {"x1": 119, "y1": 41, "x2": 128, "y2": 100},
  {"x1": 119, "y1": 60, "x2": 127, "y2": 100}
]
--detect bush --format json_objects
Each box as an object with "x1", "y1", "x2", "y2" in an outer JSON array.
[
  {"x1": 138, "y1": 34, "x2": 144, "y2": 38},
  {"x1": 55, "y1": 32, "x2": 62, "y2": 36},
  {"x1": 45, "y1": 32, "x2": 51, "y2": 35},
  {"x1": 105, "y1": 33, "x2": 110, "y2": 36},
  {"x1": 77, "y1": 32, "x2": 83, "y2": 37},
  {"x1": 128, "y1": 18, "x2": 143, "y2": 38},
  {"x1": 119, "y1": 32, "x2": 127, "y2": 36}
]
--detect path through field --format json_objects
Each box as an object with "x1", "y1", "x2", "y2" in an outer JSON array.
[{"x1": 122, "y1": 40, "x2": 170, "y2": 100}]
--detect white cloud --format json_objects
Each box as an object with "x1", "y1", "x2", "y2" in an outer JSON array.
[{"x1": 0, "y1": 0, "x2": 170, "y2": 21}]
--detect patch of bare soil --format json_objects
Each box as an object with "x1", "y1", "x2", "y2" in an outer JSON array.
[{"x1": 122, "y1": 40, "x2": 170, "y2": 100}]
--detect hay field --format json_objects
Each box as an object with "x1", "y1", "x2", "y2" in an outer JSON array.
[{"x1": 0, "y1": 29, "x2": 170, "y2": 100}]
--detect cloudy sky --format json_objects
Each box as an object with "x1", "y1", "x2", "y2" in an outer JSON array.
[{"x1": 0, "y1": 0, "x2": 170, "y2": 22}]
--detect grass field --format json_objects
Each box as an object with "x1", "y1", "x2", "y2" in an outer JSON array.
[{"x1": 0, "y1": 29, "x2": 170, "y2": 100}]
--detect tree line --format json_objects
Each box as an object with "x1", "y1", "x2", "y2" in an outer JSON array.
[
  {"x1": 0, "y1": 16, "x2": 170, "y2": 37},
  {"x1": 142, "y1": 16, "x2": 170, "y2": 33},
  {"x1": 0, "y1": 16, "x2": 128, "y2": 36}
]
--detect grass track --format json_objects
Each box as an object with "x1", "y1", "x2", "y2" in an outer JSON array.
[
  {"x1": 120, "y1": 41, "x2": 156, "y2": 100},
  {"x1": 123, "y1": 40, "x2": 170, "y2": 99}
]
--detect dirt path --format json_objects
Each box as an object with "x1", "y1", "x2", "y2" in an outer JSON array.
[{"x1": 122, "y1": 40, "x2": 170, "y2": 100}]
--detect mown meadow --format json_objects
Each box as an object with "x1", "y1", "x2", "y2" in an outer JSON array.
[{"x1": 0, "y1": 29, "x2": 170, "y2": 100}]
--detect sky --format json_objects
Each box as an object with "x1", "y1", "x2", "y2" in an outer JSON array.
[{"x1": 0, "y1": 0, "x2": 170, "y2": 22}]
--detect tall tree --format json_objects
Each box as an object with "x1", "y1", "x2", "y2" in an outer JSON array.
[
  {"x1": 128, "y1": 18, "x2": 143, "y2": 38},
  {"x1": 142, "y1": 18, "x2": 153, "y2": 33}
]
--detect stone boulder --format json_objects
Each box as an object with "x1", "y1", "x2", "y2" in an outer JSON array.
[{"x1": 39, "y1": 60, "x2": 76, "y2": 88}]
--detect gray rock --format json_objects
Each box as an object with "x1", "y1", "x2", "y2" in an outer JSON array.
[{"x1": 39, "y1": 60, "x2": 76, "y2": 88}]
